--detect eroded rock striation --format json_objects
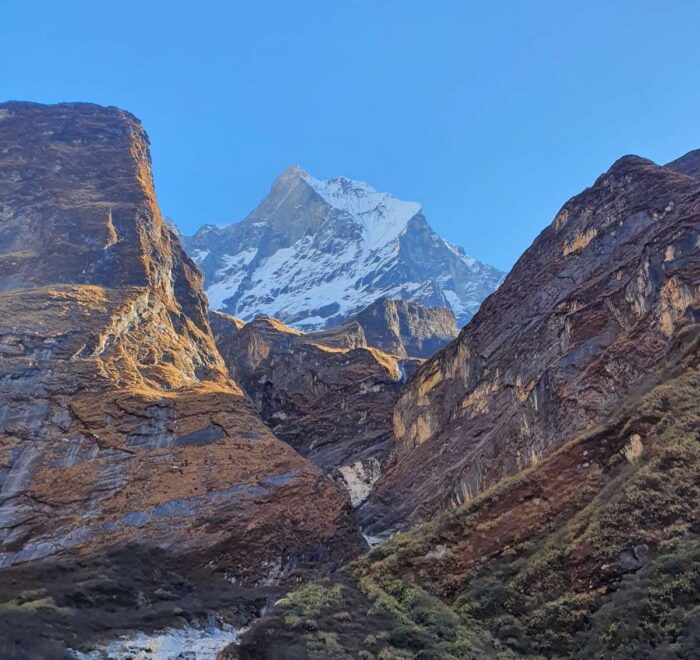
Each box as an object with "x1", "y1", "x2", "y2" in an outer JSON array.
[
  {"x1": 361, "y1": 151, "x2": 700, "y2": 532},
  {"x1": 0, "y1": 102, "x2": 360, "y2": 579},
  {"x1": 347, "y1": 297, "x2": 457, "y2": 358}
]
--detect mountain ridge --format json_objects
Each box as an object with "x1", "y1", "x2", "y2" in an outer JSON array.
[
  {"x1": 358, "y1": 148, "x2": 700, "y2": 533},
  {"x1": 0, "y1": 101, "x2": 361, "y2": 577},
  {"x1": 183, "y1": 166, "x2": 503, "y2": 329}
]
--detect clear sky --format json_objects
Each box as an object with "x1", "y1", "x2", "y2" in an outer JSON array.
[{"x1": 2, "y1": 1, "x2": 700, "y2": 271}]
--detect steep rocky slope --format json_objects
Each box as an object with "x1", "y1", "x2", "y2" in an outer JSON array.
[
  {"x1": 360, "y1": 151, "x2": 700, "y2": 532},
  {"x1": 0, "y1": 102, "x2": 361, "y2": 584},
  {"x1": 183, "y1": 165, "x2": 503, "y2": 328},
  {"x1": 210, "y1": 310, "x2": 410, "y2": 506},
  {"x1": 348, "y1": 297, "x2": 457, "y2": 358},
  {"x1": 666, "y1": 148, "x2": 700, "y2": 178},
  {"x1": 234, "y1": 324, "x2": 700, "y2": 659},
  {"x1": 209, "y1": 299, "x2": 454, "y2": 505}
]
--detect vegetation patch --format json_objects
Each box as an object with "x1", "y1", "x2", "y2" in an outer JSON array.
[{"x1": 237, "y1": 344, "x2": 700, "y2": 659}]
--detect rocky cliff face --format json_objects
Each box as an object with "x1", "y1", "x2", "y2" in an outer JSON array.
[
  {"x1": 666, "y1": 147, "x2": 700, "y2": 178},
  {"x1": 210, "y1": 311, "x2": 411, "y2": 506},
  {"x1": 236, "y1": 325, "x2": 700, "y2": 659},
  {"x1": 183, "y1": 165, "x2": 503, "y2": 329},
  {"x1": 0, "y1": 102, "x2": 360, "y2": 579},
  {"x1": 348, "y1": 297, "x2": 457, "y2": 358},
  {"x1": 209, "y1": 298, "x2": 452, "y2": 507},
  {"x1": 360, "y1": 151, "x2": 700, "y2": 532}
]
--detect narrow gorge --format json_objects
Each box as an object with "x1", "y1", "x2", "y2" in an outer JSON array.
[{"x1": 0, "y1": 102, "x2": 698, "y2": 659}]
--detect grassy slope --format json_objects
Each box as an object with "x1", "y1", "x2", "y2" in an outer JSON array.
[{"x1": 234, "y1": 328, "x2": 700, "y2": 659}]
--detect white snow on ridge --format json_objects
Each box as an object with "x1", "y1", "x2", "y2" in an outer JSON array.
[
  {"x1": 302, "y1": 173, "x2": 421, "y2": 251},
  {"x1": 443, "y1": 239, "x2": 477, "y2": 267},
  {"x1": 191, "y1": 248, "x2": 210, "y2": 264},
  {"x1": 206, "y1": 248, "x2": 259, "y2": 309},
  {"x1": 221, "y1": 248, "x2": 257, "y2": 270},
  {"x1": 189, "y1": 167, "x2": 504, "y2": 329},
  {"x1": 443, "y1": 290, "x2": 466, "y2": 319}
]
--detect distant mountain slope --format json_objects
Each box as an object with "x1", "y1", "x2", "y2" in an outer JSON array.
[
  {"x1": 183, "y1": 166, "x2": 503, "y2": 329},
  {"x1": 348, "y1": 297, "x2": 457, "y2": 359}
]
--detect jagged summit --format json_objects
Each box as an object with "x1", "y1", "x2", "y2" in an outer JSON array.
[
  {"x1": 301, "y1": 171, "x2": 422, "y2": 251},
  {"x1": 183, "y1": 166, "x2": 503, "y2": 329}
]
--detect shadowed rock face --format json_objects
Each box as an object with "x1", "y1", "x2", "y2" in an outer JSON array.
[
  {"x1": 0, "y1": 102, "x2": 360, "y2": 579},
  {"x1": 360, "y1": 152, "x2": 700, "y2": 533},
  {"x1": 233, "y1": 327, "x2": 700, "y2": 660},
  {"x1": 347, "y1": 297, "x2": 457, "y2": 358},
  {"x1": 209, "y1": 311, "x2": 416, "y2": 506},
  {"x1": 665, "y1": 148, "x2": 700, "y2": 179}
]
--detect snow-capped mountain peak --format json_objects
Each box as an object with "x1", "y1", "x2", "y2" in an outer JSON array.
[
  {"x1": 301, "y1": 172, "x2": 422, "y2": 252},
  {"x1": 182, "y1": 166, "x2": 504, "y2": 329}
]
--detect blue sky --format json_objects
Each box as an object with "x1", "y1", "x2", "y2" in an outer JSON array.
[{"x1": 2, "y1": 1, "x2": 699, "y2": 271}]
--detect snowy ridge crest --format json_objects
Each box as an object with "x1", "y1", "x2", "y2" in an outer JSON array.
[
  {"x1": 301, "y1": 173, "x2": 422, "y2": 251},
  {"x1": 183, "y1": 166, "x2": 504, "y2": 329}
]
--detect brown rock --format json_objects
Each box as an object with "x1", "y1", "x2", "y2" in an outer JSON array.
[
  {"x1": 345, "y1": 297, "x2": 457, "y2": 358},
  {"x1": 210, "y1": 311, "x2": 409, "y2": 506},
  {"x1": 0, "y1": 102, "x2": 360, "y2": 579},
  {"x1": 665, "y1": 148, "x2": 700, "y2": 179},
  {"x1": 233, "y1": 325, "x2": 700, "y2": 659},
  {"x1": 361, "y1": 152, "x2": 700, "y2": 532}
]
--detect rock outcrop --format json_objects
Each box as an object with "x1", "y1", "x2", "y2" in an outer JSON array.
[
  {"x1": 348, "y1": 297, "x2": 457, "y2": 358},
  {"x1": 360, "y1": 151, "x2": 700, "y2": 532},
  {"x1": 0, "y1": 102, "x2": 360, "y2": 579},
  {"x1": 208, "y1": 298, "x2": 453, "y2": 505},
  {"x1": 210, "y1": 311, "x2": 409, "y2": 506},
  {"x1": 236, "y1": 324, "x2": 700, "y2": 659},
  {"x1": 665, "y1": 147, "x2": 700, "y2": 178},
  {"x1": 183, "y1": 165, "x2": 503, "y2": 328}
]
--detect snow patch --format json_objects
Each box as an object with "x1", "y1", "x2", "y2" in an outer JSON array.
[
  {"x1": 443, "y1": 238, "x2": 477, "y2": 267},
  {"x1": 362, "y1": 533, "x2": 385, "y2": 547},
  {"x1": 207, "y1": 248, "x2": 258, "y2": 308},
  {"x1": 443, "y1": 290, "x2": 466, "y2": 319},
  {"x1": 71, "y1": 618, "x2": 245, "y2": 659},
  {"x1": 302, "y1": 173, "x2": 421, "y2": 252},
  {"x1": 337, "y1": 458, "x2": 381, "y2": 507},
  {"x1": 191, "y1": 249, "x2": 210, "y2": 264},
  {"x1": 221, "y1": 248, "x2": 257, "y2": 270}
]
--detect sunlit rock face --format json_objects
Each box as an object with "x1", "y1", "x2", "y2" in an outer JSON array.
[
  {"x1": 0, "y1": 102, "x2": 361, "y2": 578},
  {"x1": 360, "y1": 151, "x2": 700, "y2": 533},
  {"x1": 234, "y1": 330, "x2": 700, "y2": 659},
  {"x1": 209, "y1": 297, "x2": 455, "y2": 507},
  {"x1": 183, "y1": 165, "x2": 503, "y2": 329}
]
